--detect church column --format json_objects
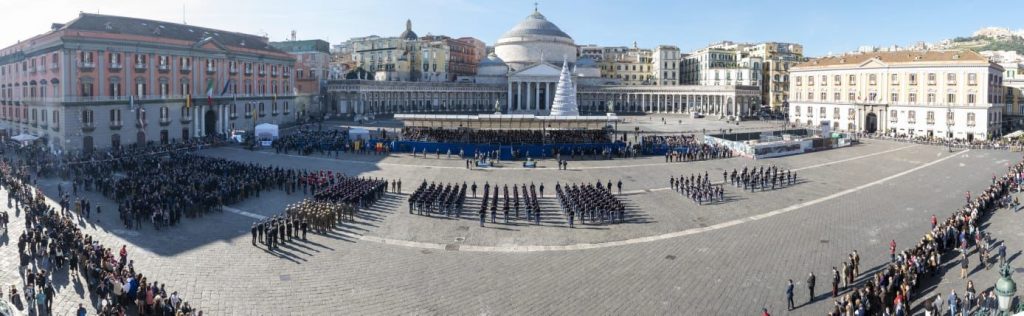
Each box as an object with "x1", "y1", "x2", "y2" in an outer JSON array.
[
  {"x1": 507, "y1": 82, "x2": 513, "y2": 112},
  {"x1": 536, "y1": 81, "x2": 544, "y2": 111}
]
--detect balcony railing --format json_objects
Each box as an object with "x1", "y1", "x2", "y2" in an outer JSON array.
[
  {"x1": 159, "y1": 118, "x2": 171, "y2": 126},
  {"x1": 245, "y1": 68, "x2": 253, "y2": 75},
  {"x1": 229, "y1": 67, "x2": 238, "y2": 74},
  {"x1": 271, "y1": 70, "x2": 278, "y2": 77},
  {"x1": 28, "y1": 66, "x2": 36, "y2": 74},
  {"x1": 181, "y1": 65, "x2": 192, "y2": 73},
  {"x1": 158, "y1": 64, "x2": 169, "y2": 72},
  {"x1": 135, "y1": 63, "x2": 147, "y2": 70},
  {"x1": 78, "y1": 61, "x2": 95, "y2": 69},
  {"x1": 50, "y1": 64, "x2": 58, "y2": 71},
  {"x1": 110, "y1": 120, "x2": 123, "y2": 130},
  {"x1": 206, "y1": 66, "x2": 216, "y2": 74},
  {"x1": 81, "y1": 122, "x2": 95, "y2": 132},
  {"x1": 258, "y1": 70, "x2": 266, "y2": 76},
  {"x1": 282, "y1": 71, "x2": 290, "y2": 78},
  {"x1": 110, "y1": 63, "x2": 122, "y2": 70}
]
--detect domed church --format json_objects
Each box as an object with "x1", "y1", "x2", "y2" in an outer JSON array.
[{"x1": 329, "y1": 8, "x2": 762, "y2": 118}]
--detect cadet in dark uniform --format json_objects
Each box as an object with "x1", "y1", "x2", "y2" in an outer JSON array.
[{"x1": 251, "y1": 223, "x2": 258, "y2": 245}]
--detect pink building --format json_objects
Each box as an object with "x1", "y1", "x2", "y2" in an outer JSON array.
[{"x1": 0, "y1": 13, "x2": 301, "y2": 153}]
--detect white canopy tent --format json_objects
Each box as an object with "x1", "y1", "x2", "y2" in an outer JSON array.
[
  {"x1": 254, "y1": 123, "x2": 279, "y2": 140},
  {"x1": 11, "y1": 133, "x2": 38, "y2": 142},
  {"x1": 348, "y1": 127, "x2": 370, "y2": 140},
  {"x1": 1002, "y1": 130, "x2": 1024, "y2": 139}
]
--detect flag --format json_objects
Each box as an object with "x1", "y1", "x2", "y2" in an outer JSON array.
[
  {"x1": 220, "y1": 79, "x2": 232, "y2": 96},
  {"x1": 206, "y1": 79, "x2": 215, "y2": 105},
  {"x1": 185, "y1": 94, "x2": 192, "y2": 111}
]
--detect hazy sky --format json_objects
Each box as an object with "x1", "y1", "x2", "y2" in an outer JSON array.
[{"x1": 0, "y1": 0, "x2": 1016, "y2": 56}]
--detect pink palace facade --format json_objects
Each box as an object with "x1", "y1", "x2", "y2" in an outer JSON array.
[{"x1": 0, "y1": 13, "x2": 303, "y2": 153}]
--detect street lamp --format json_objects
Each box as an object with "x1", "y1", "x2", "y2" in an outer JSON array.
[{"x1": 996, "y1": 263, "x2": 1017, "y2": 314}]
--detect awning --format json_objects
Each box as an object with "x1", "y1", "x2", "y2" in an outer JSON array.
[{"x1": 11, "y1": 133, "x2": 38, "y2": 142}]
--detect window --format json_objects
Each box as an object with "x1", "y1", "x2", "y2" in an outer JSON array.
[
  {"x1": 849, "y1": 92, "x2": 856, "y2": 101},
  {"x1": 806, "y1": 106, "x2": 812, "y2": 117},
  {"x1": 807, "y1": 92, "x2": 813, "y2": 100},
  {"x1": 927, "y1": 93, "x2": 936, "y2": 103},
  {"x1": 890, "y1": 110, "x2": 898, "y2": 123},
  {"x1": 820, "y1": 92, "x2": 826, "y2": 101},
  {"x1": 795, "y1": 76, "x2": 802, "y2": 86},
  {"x1": 967, "y1": 113, "x2": 976, "y2": 126},
  {"x1": 834, "y1": 75, "x2": 841, "y2": 86},
  {"x1": 794, "y1": 106, "x2": 801, "y2": 117},
  {"x1": 849, "y1": 74, "x2": 856, "y2": 86},
  {"x1": 109, "y1": 109, "x2": 121, "y2": 126},
  {"x1": 947, "y1": 73, "x2": 956, "y2": 85},
  {"x1": 869, "y1": 74, "x2": 877, "y2": 86},
  {"x1": 891, "y1": 73, "x2": 899, "y2": 84},
  {"x1": 927, "y1": 73, "x2": 936, "y2": 85},
  {"x1": 109, "y1": 79, "x2": 121, "y2": 97},
  {"x1": 53, "y1": 110, "x2": 59, "y2": 125},
  {"x1": 833, "y1": 107, "x2": 840, "y2": 119},
  {"x1": 807, "y1": 76, "x2": 814, "y2": 86},
  {"x1": 834, "y1": 92, "x2": 841, "y2": 101},
  {"x1": 819, "y1": 107, "x2": 826, "y2": 119},
  {"x1": 947, "y1": 111, "x2": 954, "y2": 123},
  {"x1": 968, "y1": 94, "x2": 976, "y2": 104},
  {"x1": 821, "y1": 75, "x2": 827, "y2": 85},
  {"x1": 927, "y1": 111, "x2": 935, "y2": 124},
  {"x1": 909, "y1": 93, "x2": 917, "y2": 103},
  {"x1": 848, "y1": 108, "x2": 855, "y2": 119},
  {"x1": 968, "y1": 73, "x2": 977, "y2": 85},
  {"x1": 160, "y1": 106, "x2": 169, "y2": 122},
  {"x1": 81, "y1": 109, "x2": 94, "y2": 126},
  {"x1": 947, "y1": 93, "x2": 956, "y2": 103},
  {"x1": 908, "y1": 110, "x2": 916, "y2": 124},
  {"x1": 909, "y1": 74, "x2": 918, "y2": 85},
  {"x1": 135, "y1": 79, "x2": 146, "y2": 97},
  {"x1": 891, "y1": 93, "x2": 899, "y2": 103}
]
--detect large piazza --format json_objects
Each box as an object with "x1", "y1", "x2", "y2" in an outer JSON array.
[{"x1": 2, "y1": 4, "x2": 1024, "y2": 316}]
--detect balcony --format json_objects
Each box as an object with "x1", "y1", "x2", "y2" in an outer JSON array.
[
  {"x1": 180, "y1": 115, "x2": 192, "y2": 123},
  {"x1": 271, "y1": 70, "x2": 278, "y2": 77},
  {"x1": 160, "y1": 117, "x2": 171, "y2": 126},
  {"x1": 81, "y1": 122, "x2": 95, "y2": 132},
  {"x1": 135, "y1": 63, "x2": 147, "y2": 71},
  {"x1": 206, "y1": 66, "x2": 216, "y2": 74},
  {"x1": 158, "y1": 64, "x2": 169, "y2": 72},
  {"x1": 110, "y1": 120, "x2": 123, "y2": 130},
  {"x1": 282, "y1": 71, "x2": 290, "y2": 78},
  {"x1": 110, "y1": 63, "x2": 122, "y2": 70},
  {"x1": 78, "y1": 61, "x2": 95, "y2": 70},
  {"x1": 50, "y1": 64, "x2": 58, "y2": 71},
  {"x1": 245, "y1": 68, "x2": 253, "y2": 75},
  {"x1": 28, "y1": 66, "x2": 36, "y2": 74},
  {"x1": 258, "y1": 70, "x2": 266, "y2": 76},
  {"x1": 181, "y1": 64, "x2": 192, "y2": 73},
  {"x1": 229, "y1": 67, "x2": 238, "y2": 74}
]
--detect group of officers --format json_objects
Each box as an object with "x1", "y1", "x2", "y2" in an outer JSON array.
[
  {"x1": 726, "y1": 165, "x2": 796, "y2": 192},
  {"x1": 556, "y1": 182, "x2": 627, "y2": 227},
  {"x1": 476, "y1": 182, "x2": 542, "y2": 226},
  {"x1": 252, "y1": 174, "x2": 388, "y2": 250},
  {"x1": 671, "y1": 173, "x2": 726, "y2": 205},
  {"x1": 408, "y1": 181, "x2": 467, "y2": 217}
]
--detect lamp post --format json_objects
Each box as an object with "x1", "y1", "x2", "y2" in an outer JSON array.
[{"x1": 996, "y1": 263, "x2": 1018, "y2": 315}]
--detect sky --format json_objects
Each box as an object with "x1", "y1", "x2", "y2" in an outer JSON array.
[{"x1": 0, "y1": 0, "x2": 1016, "y2": 57}]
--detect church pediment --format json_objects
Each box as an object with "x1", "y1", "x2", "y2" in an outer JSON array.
[
  {"x1": 858, "y1": 58, "x2": 888, "y2": 68},
  {"x1": 193, "y1": 37, "x2": 228, "y2": 52},
  {"x1": 511, "y1": 63, "x2": 561, "y2": 77}
]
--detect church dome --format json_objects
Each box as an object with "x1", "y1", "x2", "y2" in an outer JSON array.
[
  {"x1": 399, "y1": 19, "x2": 418, "y2": 40},
  {"x1": 476, "y1": 53, "x2": 508, "y2": 76},
  {"x1": 499, "y1": 11, "x2": 572, "y2": 40},
  {"x1": 494, "y1": 9, "x2": 576, "y2": 71}
]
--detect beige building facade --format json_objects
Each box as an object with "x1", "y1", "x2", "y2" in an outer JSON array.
[{"x1": 788, "y1": 50, "x2": 1006, "y2": 141}]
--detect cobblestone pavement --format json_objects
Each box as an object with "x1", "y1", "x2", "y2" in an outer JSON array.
[{"x1": 0, "y1": 139, "x2": 1021, "y2": 315}]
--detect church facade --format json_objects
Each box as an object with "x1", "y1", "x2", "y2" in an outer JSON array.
[{"x1": 328, "y1": 9, "x2": 761, "y2": 118}]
